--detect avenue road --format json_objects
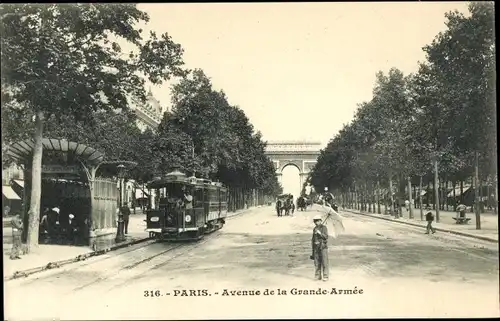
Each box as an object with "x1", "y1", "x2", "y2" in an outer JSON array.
[{"x1": 4, "y1": 206, "x2": 499, "y2": 320}]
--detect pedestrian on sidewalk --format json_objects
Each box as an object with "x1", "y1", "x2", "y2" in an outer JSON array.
[
  {"x1": 310, "y1": 215, "x2": 329, "y2": 281},
  {"x1": 121, "y1": 205, "x2": 131, "y2": 235},
  {"x1": 456, "y1": 203, "x2": 467, "y2": 219},
  {"x1": 4, "y1": 205, "x2": 11, "y2": 217},
  {"x1": 405, "y1": 199, "x2": 410, "y2": 212},
  {"x1": 425, "y1": 211, "x2": 436, "y2": 234},
  {"x1": 10, "y1": 214, "x2": 24, "y2": 260}
]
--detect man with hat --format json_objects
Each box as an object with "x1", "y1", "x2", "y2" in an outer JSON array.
[
  {"x1": 310, "y1": 214, "x2": 329, "y2": 281},
  {"x1": 48, "y1": 207, "x2": 61, "y2": 242},
  {"x1": 66, "y1": 213, "x2": 79, "y2": 244}
]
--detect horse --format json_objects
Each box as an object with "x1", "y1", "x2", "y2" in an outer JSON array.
[
  {"x1": 282, "y1": 198, "x2": 292, "y2": 216},
  {"x1": 276, "y1": 199, "x2": 283, "y2": 217},
  {"x1": 297, "y1": 196, "x2": 307, "y2": 211}
]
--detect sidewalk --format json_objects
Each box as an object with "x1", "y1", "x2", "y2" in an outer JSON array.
[
  {"x1": 3, "y1": 206, "x2": 263, "y2": 280},
  {"x1": 344, "y1": 206, "x2": 498, "y2": 242},
  {"x1": 3, "y1": 214, "x2": 149, "y2": 280}
]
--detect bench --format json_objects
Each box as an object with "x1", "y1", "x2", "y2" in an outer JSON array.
[{"x1": 452, "y1": 217, "x2": 471, "y2": 224}]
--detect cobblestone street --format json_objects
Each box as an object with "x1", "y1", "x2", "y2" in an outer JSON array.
[{"x1": 5, "y1": 206, "x2": 498, "y2": 319}]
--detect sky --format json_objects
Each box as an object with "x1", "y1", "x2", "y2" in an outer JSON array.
[{"x1": 135, "y1": 2, "x2": 470, "y2": 148}]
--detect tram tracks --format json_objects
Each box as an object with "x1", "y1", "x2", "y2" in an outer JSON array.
[
  {"x1": 72, "y1": 230, "x2": 223, "y2": 293},
  {"x1": 71, "y1": 243, "x2": 182, "y2": 292},
  {"x1": 17, "y1": 239, "x2": 157, "y2": 285},
  {"x1": 16, "y1": 210, "x2": 255, "y2": 285},
  {"x1": 105, "y1": 231, "x2": 223, "y2": 292}
]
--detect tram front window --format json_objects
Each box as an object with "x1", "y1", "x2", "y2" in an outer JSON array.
[{"x1": 160, "y1": 183, "x2": 183, "y2": 204}]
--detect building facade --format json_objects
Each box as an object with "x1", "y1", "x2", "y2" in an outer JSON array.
[
  {"x1": 127, "y1": 89, "x2": 169, "y2": 207},
  {"x1": 131, "y1": 88, "x2": 169, "y2": 132}
]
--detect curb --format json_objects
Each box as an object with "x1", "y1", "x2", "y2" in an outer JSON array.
[
  {"x1": 4, "y1": 236, "x2": 153, "y2": 282},
  {"x1": 4, "y1": 206, "x2": 268, "y2": 281},
  {"x1": 345, "y1": 209, "x2": 498, "y2": 243}
]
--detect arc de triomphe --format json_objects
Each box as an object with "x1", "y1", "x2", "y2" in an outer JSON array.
[{"x1": 265, "y1": 140, "x2": 322, "y2": 192}]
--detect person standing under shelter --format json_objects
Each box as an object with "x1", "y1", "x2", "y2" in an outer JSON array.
[
  {"x1": 4, "y1": 205, "x2": 11, "y2": 217},
  {"x1": 310, "y1": 215, "x2": 329, "y2": 281},
  {"x1": 10, "y1": 213, "x2": 24, "y2": 260}
]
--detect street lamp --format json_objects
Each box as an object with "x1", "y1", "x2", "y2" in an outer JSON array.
[{"x1": 115, "y1": 164, "x2": 126, "y2": 243}]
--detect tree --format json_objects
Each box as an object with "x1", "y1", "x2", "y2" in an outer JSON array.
[
  {"x1": 422, "y1": 2, "x2": 495, "y2": 227},
  {"x1": 129, "y1": 128, "x2": 159, "y2": 184},
  {"x1": 168, "y1": 68, "x2": 281, "y2": 204},
  {"x1": 1, "y1": 4, "x2": 186, "y2": 251}
]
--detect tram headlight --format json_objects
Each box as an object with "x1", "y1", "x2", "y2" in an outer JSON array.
[
  {"x1": 185, "y1": 215, "x2": 191, "y2": 223},
  {"x1": 150, "y1": 216, "x2": 159, "y2": 222}
]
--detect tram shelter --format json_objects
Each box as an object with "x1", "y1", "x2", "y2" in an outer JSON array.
[{"x1": 6, "y1": 138, "x2": 136, "y2": 249}]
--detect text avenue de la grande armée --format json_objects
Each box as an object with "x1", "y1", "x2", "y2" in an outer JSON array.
[{"x1": 144, "y1": 287, "x2": 364, "y2": 298}]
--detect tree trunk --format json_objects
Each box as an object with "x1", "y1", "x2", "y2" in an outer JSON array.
[
  {"x1": 367, "y1": 183, "x2": 372, "y2": 213},
  {"x1": 440, "y1": 179, "x2": 444, "y2": 211},
  {"x1": 486, "y1": 183, "x2": 490, "y2": 212},
  {"x1": 426, "y1": 181, "x2": 430, "y2": 208},
  {"x1": 364, "y1": 185, "x2": 367, "y2": 212},
  {"x1": 474, "y1": 151, "x2": 481, "y2": 229},
  {"x1": 377, "y1": 180, "x2": 381, "y2": 214},
  {"x1": 444, "y1": 178, "x2": 448, "y2": 210},
  {"x1": 26, "y1": 111, "x2": 45, "y2": 253},
  {"x1": 414, "y1": 183, "x2": 418, "y2": 209},
  {"x1": 389, "y1": 172, "x2": 395, "y2": 218},
  {"x1": 408, "y1": 176, "x2": 413, "y2": 219},
  {"x1": 446, "y1": 179, "x2": 450, "y2": 211},
  {"x1": 439, "y1": 176, "x2": 448, "y2": 211},
  {"x1": 460, "y1": 181, "x2": 464, "y2": 205},
  {"x1": 479, "y1": 176, "x2": 483, "y2": 213},
  {"x1": 360, "y1": 187, "x2": 364, "y2": 212},
  {"x1": 133, "y1": 184, "x2": 137, "y2": 214},
  {"x1": 494, "y1": 177, "x2": 498, "y2": 215},
  {"x1": 419, "y1": 176, "x2": 423, "y2": 221},
  {"x1": 452, "y1": 181, "x2": 456, "y2": 210},
  {"x1": 433, "y1": 157, "x2": 440, "y2": 223},
  {"x1": 353, "y1": 185, "x2": 357, "y2": 210}
]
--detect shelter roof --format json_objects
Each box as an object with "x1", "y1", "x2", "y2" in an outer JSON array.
[{"x1": 6, "y1": 139, "x2": 105, "y2": 166}]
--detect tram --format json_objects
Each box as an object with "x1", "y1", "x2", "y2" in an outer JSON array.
[{"x1": 145, "y1": 169, "x2": 228, "y2": 241}]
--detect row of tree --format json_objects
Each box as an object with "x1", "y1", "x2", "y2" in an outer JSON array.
[
  {"x1": 1, "y1": 4, "x2": 281, "y2": 251},
  {"x1": 309, "y1": 2, "x2": 496, "y2": 229}
]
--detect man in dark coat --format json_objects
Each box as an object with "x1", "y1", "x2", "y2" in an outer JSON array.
[
  {"x1": 10, "y1": 214, "x2": 24, "y2": 260},
  {"x1": 425, "y1": 211, "x2": 436, "y2": 234},
  {"x1": 121, "y1": 205, "x2": 131, "y2": 235},
  {"x1": 310, "y1": 215, "x2": 329, "y2": 281}
]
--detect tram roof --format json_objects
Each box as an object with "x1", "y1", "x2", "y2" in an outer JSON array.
[{"x1": 147, "y1": 170, "x2": 225, "y2": 189}]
